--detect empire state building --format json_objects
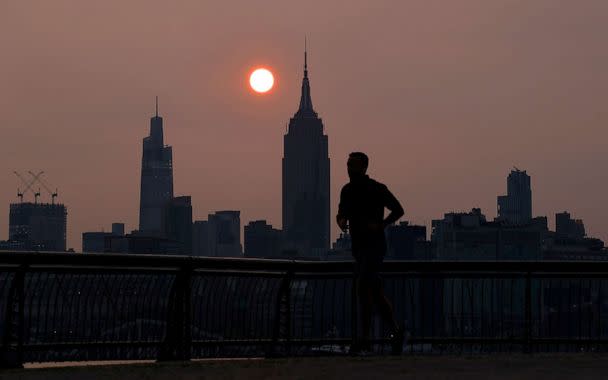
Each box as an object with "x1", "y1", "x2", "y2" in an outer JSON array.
[{"x1": 282, "y1": 49, "x2": 330, "y2": 256}]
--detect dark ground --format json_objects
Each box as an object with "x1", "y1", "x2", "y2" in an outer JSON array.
[{"x1": 2, "y1": 354, "x2": 607, "y2": 380}]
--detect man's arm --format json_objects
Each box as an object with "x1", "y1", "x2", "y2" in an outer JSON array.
[
  {"x1": 382, "y1": 185, "x2": 404, "y2": 228},
  {"x1": 336, "y1": 186, "x2": 348, "y2": 232}
]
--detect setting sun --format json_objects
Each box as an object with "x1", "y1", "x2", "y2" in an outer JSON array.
[{"x1": 249, "y1": 68, "x2": 274, "y2": 93}]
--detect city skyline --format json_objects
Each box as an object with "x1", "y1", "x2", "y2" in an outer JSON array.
[{"x1": 1, "y1": 1, "x2": 607, "y2": 249}]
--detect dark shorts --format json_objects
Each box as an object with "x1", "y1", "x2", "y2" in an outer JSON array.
[{"x1": 354, "y1": 253, "x2": 384, "y2": 286}]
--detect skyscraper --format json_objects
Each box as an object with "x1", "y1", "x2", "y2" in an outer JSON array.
[
  {"x1": 282, "y1": 47, "x2": 330, "y2": 256},
  {"x1": 139, "y1": 98, "x2": 174, "y2": 234},
  {"x1": 497, "y1": 168, "x2": 532, "y2": 225}
]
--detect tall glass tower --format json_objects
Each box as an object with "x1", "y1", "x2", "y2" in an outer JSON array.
[{"x1": 139, "y1": 98, "x2": 173, "y2": 234}]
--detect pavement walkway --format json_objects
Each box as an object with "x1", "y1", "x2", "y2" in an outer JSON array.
[{"x1": 2, "y1": 354, "x2": 607, "y2": 379}]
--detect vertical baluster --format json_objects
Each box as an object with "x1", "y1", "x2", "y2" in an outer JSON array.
[{"x1": 524, "y1": 272, "x2": 532, "y2": 353}]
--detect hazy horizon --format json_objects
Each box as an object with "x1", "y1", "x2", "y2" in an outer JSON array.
[{"x1": 1, "y1": 1, "x2": 607, "y2": 249}]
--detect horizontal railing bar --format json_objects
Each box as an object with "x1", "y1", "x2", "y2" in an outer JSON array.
[
  {"x1": 24, "y1": 266, "x2": 179, "y2": 274},
  {"x1": 22, "y1": 337, "x2": 608, "y2": 352},
  {"x1": 194, "y1": 337, "x2": 608, "y2": 346},
  {"x1": 291, "y1": 273, "x2": 355, "y2": 279},
  {"x1": 524, "y1": 273, "x2": 608, "y2": 278},
  {"x1": 11, "y1": 268, "x2": 608, "y2": 279},
  {"x1": 192, "y1": 339, "x2": 274, "y2": 345},
  {"x1": 0, "y1": 265, "x2": 21, "y2": 270},
  {"x1": 387, "y1": 273, "x2": 608, "y2": 279},
  {"x1": 22, "y1": 341, "x2": 164, "y2": 350},
  {"x1": 527, "y1": 338, "x2": 608, "y2": 344},
  {"x1": 261, "y1": 338, "x2": 519, "y2": 347},
  {"x1": 2, "y1": 252, "x2": 608, "y2": 274},
  {"x1": 402, "y1": 337, "x2": 608, "y2": 345},
  {"x1": 382, "y1": 272, "x2": 527, "y2": 278},
  {"x1": 192, "y1": 270, "x2": 287, "y2": 278},
  {"x1": 286, "y1": 337, "x2": 608, "y2": 346}
]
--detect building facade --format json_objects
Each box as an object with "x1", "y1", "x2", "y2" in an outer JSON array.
[
  {"x1": 432, "y1": 208, "x2": 543, "y2": 260},
  {"x1": 555, "y1": 211, "x2": 586, "y2": 239},
  {"x1": 497, "y1": 168, "x2": 532, "y2": 224},
  {"x1": 244, "y1": 220, "x2": 282, "y2": 258},
  {"x1": 208, "y1": 211, "x2": 242, "y2": 257},
  {"x1": 82, "y1": 222, "x2": 126, "y2": 253},
  {"x1": 9, "y1": 202, "x2": 67, "y2": 251},
  {"x1": 139, "y1": 99, "x2": 173, "y2": 234},
  {"x1": 163, "y1": 196, "x2": 193, "y2": 255},
  {"x1": 323, "y1": 232, "x2": 353, "y2": 261},
  {"x1": 386, "y1": 221, "x2": 431, "y2": 260},
  {"x1": 192, "y1": 220, "x2": 210, "y2": 257},
  {"x1": 111, "y1": 223, "x2": 125, "y2": 236},
  {"x1": 193, "y1": 211, "x2": 242, "y2": 257},
  {"x1": 82, "y1": 232, "x2": 112, "y2": 253},
  {"x1": 282, "y1": 49, "x2": 330, "y2": 257}
]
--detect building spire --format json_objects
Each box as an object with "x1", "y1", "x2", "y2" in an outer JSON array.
[
  {"x1": 298, "y1": 38, "x2": 314, "y2": 114},
  {"x1": 155, "y1": 96, "x2": 158, "y2": 117},
  {"x1": 304, "y1": 36, "x2": 308, "y2": 78}
]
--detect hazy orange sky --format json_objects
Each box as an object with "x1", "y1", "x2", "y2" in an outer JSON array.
[{"x1": 1, "y1": 1, "x2": 607, "y2": 249}]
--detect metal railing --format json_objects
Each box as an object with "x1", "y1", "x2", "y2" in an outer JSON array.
[{"x1": 2, "y1": 252, "x2": 608, "y2": 367}]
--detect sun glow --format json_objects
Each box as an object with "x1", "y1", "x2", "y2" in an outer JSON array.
[{"x1": 249, "y1": 68, "x2": 274, "y2": 93}]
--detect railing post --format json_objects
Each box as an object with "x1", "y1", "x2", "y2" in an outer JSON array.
[
  {"x1": 158, "y1": 265, "x2": 192, "y2": 362},
  {"x1": 524, "y1": 271, "x2": 532, "y2": 354},
  {"x1": 267, "y1": 271, "x2": 292, "y2": 358},
  {"x1": 1, "y1": 265, "x2": 26, "y2": 369}
]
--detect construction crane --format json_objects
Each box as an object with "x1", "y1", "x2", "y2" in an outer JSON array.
[
  {"x1": 28, "y1": 171, "x2": 58, "y2": 204},
  {"x1": 13, "y1": 171, "x2": 58, "y2": 204},
  {"x1": 13, "y1": 171, "x2": 43, "y2": 202}
]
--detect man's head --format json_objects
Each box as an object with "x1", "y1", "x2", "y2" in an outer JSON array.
[{"x1": 347, "y1": 152, "x2": 369, "y2": 180}]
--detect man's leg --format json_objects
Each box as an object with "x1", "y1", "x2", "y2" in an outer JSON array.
[
  {"x1": 370, "y1": 255, "x2": 404, "y2": 354},
  {"x1": 350, "y1": 258, "x2": 373, "y2": 354},
  {"x1": 371, "y1": 280, "x2": 398, "y2": 332},
  {"x1": 358, "y1": 278, "x2": 374, "y2": 345},
  {"x1": 365, "y1": 254, "x2": 398, "y2": 331}
]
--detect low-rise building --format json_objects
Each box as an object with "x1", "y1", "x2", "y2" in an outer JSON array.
[
  {"x1": 386, "y1": 221, "x2": 431, "y2": 260},
  {"x1": 244, "y1": 220, "x2": 282, "y2": 258},
  {"x1": 432, "y1": 208, "x2": 543, "y2": 260}
]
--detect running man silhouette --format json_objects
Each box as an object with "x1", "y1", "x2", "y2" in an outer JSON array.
[{"x1": 336, "y1": 152, "x2": 405, "y2": 355}]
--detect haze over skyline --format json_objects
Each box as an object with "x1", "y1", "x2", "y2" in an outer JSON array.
[{"x1": 1, "y1": 1, "x2": 607, "y2": 249}]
